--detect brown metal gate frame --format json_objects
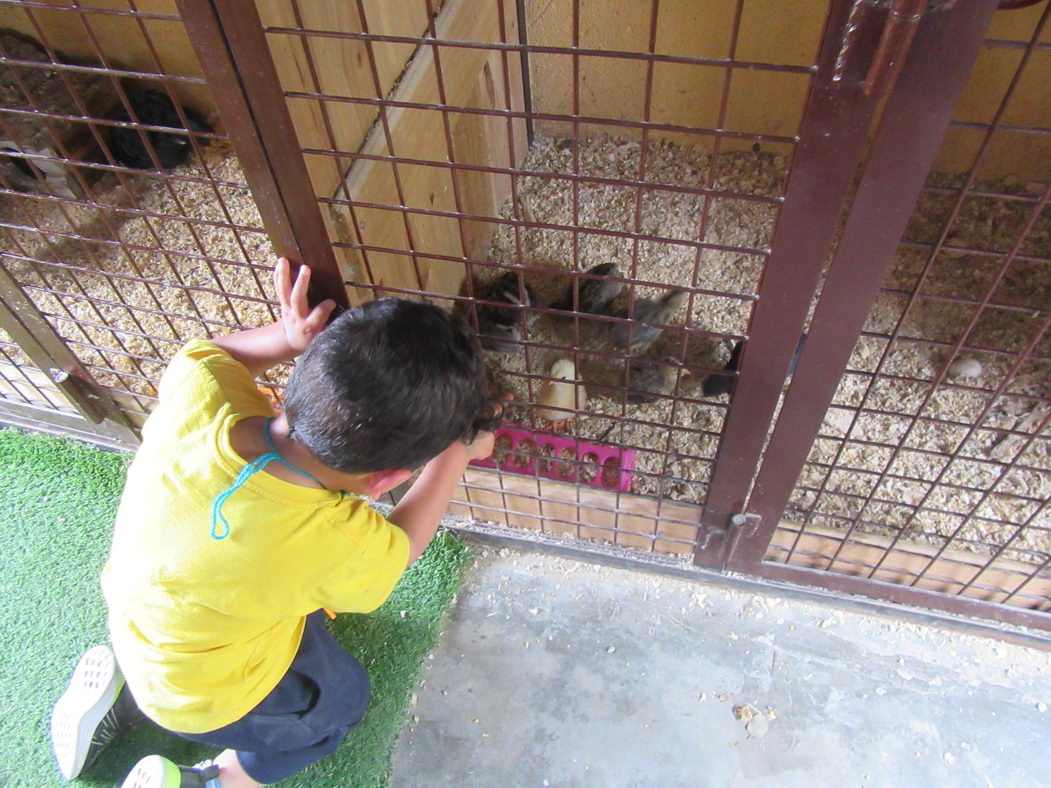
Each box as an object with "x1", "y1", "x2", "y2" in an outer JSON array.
[
  {"x1": 1, "y1": 0, "x2": 1046, "y2": 632},
  {"x1": 740, "y1": 0, "x2": 1051, "y2": 631}
]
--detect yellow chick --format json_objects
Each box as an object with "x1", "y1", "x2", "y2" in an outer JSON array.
[{"x1": 536, "y1": 359, "x2": 586, "y2": 432}]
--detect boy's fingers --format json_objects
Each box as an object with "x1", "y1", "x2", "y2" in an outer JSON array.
[
  {"x1": 306, "y1": 299, "x2": 337, "y2": 332},
  {"x1": 290, "y1": 263, "x2": 312, "y2": 314},
  {"x1": 273, "y1": 258, "x2": 292, "y2": 309},
  {"x1": 492, "y1": 392, "x2": 513, "y2": 417}
]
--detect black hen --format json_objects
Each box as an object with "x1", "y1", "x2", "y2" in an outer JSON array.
[
  {"x1": 109, "y1": 89, "x2": 212, "y2": 170},
  {"x1": 702, "y1": 334, "x2": 806, "y2": 397},
  {"x1": 551, "y1": 263, "x2": 623, "y2": 314}
]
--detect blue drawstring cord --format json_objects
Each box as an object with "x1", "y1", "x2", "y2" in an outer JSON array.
[{"x1": 210, "y1": 418, "x2": 324, "y2": 540}]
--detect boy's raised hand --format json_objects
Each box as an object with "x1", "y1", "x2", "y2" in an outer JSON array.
[{"x1": 275, "y1": 257, "x2": 338, "y2": 352}]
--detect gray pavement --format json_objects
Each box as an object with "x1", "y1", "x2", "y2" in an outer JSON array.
[{"x1": 391, "y1": 541, "x2": 1051, "y2": 788}]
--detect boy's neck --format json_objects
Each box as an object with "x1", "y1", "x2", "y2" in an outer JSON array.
[{"x1": 230, "y1": 415, "x2": 373, "y2": 496}]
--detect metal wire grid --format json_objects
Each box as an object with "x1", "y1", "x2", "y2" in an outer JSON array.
[
  {"x1": 261, "y1": 0, "x2": 823, "y2": 551},
  {"x1": 770, "y1": 4, "x2": 1051, "y2": 609},
  {"x1": 0, "y1": 0, "x2": 284, "y2": 426}
]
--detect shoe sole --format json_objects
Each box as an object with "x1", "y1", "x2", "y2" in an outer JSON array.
[
  {"x1": 50, "y1": 644, "x2": 124, "y2": 780},
  {"x1": 121, "y1": 755, "x2": 183, "y2": 788}
]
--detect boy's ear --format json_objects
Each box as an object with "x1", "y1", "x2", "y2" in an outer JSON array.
[{"x1": 365, "y1": 468, "x2": 414, "y2": 498}]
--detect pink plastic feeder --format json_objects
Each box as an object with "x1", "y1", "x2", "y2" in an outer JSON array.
[{"x1": 470, "y1": 423, "x2": 636, "y2": 492}]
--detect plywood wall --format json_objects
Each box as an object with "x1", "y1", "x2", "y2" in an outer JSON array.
[
  {"x1": 936, "y1": 2, "x2": 1051, "y2": 182},
  {"x1": 258, "y1": 0, "x2": 527, "y2": 303},
  {"x1": 524, "y1": 0, "x2": 827, "y2": 156},
  {"x1": 0, "y1": 0, "x2": 210, "y2": 111},
  {"x1": 525, "y1": 0, "x2": 1051, "y2": 180}
]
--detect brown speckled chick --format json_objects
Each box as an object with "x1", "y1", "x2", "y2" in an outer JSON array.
[
  {"x1": 473, "y1": 271, "x2": 539, "y2": 354},
  {"x1": 626, "y1": 359, "x2": 690, "y2": 403},
  {"x1": 551, "y1": 263, "x2": 623, "y2": 314},
  {"x1": 612, "y1": 289, "x2": 688, "y2": 353}
]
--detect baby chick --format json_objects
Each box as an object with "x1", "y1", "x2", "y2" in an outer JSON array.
[
  {"x1": 702, "y1": 334, "x2": 806, "y2": 397},
  {"x1": 626, "y1": 359, "x2": 690, "y2": 403},
  {"x1": 536, "y1": 359, "x2": 586, "y2": 432},
  {"x1": 474, "y1": 271, "x2": 538, "y2": 354},
  {"x1": 551, "y1": 263, "x2": 623, "y2": 314},
  {"x1": 611, "y1": 289, "x2": 689, "y2": 353}
]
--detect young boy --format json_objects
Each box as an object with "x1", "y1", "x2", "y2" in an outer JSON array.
[{"x1": 50, "y1": 259, "x2": 499, "y2": 787}]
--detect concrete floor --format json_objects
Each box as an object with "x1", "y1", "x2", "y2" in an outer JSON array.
[{"x1": 391, "y1": 542, "x2": 1051, "y2": 788}]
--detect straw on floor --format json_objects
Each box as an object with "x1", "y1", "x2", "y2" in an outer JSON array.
[{"x1": 0, "y1": 427, "x2": 469, "y2": 787}]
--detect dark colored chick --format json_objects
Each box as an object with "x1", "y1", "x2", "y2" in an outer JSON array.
[
  {"x1": 109, "y1": 89, "x2": 212, "y2": 170},
  {"x1": 626, "y1": 359, "x2": 689, "y2": 404},
  {"x1": 611, "y1": 289, "x2": 688, "y2": 353},
  {"x1": 702, "y1": 333, "x2": 806, "y2": 397},
  {"x1": 474, "y1": 271, "x2": 538, "y2": 354},
  {"x1": 551, "y1": 263, "x2": 623, "y2": 314}
]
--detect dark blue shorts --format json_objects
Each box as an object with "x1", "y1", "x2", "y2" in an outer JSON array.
[{"x1": 175, "y1": 612, "x2": 370, "y2": 783}]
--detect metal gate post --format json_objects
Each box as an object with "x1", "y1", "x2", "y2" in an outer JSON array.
[
  {"x1": 739, "y1": 0, "x2": 1002, "y2": 573},
  {"x1": 695, "y1": 0, "x2": 894, "y2": 569},
  {"x1": 175, "y1": 0, "x2": 349, "y2": 310}
]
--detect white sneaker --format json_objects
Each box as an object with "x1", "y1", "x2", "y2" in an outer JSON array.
[{"x1": 50, "y1": 644, "x2": 130, "y2": 780}]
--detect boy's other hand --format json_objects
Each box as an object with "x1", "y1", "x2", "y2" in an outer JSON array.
[
  {"x1": 462, "y1": 393, "x2": 510, "y2": 462},
  {"x1": 275, "y1": 257, "x2": 338, "y2": 352},
  {"x1": 464, "y1": 429, "x2": 497, "y2": 462}
]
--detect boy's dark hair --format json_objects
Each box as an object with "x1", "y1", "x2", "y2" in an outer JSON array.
[{"x1": 284, "y1": 298, "x2": 499, "y2": 473}]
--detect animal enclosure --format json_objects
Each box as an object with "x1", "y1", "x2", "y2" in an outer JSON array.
[{"x1": 0, "y1": 0, "x2": 1048, "y2": 631}]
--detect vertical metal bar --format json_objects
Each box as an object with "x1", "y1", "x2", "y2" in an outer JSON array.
[
  {"x1": 175, "y1": 0, "x2": 349, "y2": 309},
  {"x1": 738, "y1": 0, "x2": 1002, "y2": 571},
  {"x1": 514, "y1": 0, "x2": 533, "y2": 146},
  {"x1": 695, "y1": 0, "x2": 888, "y2": 568},
  {"x1": 657, "y1": 0, "x2": 745, "y2": 554}
]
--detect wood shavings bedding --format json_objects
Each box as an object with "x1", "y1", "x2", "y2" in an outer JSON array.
[{"x1": 795, "y1": 173, "x2": 1050, "y2": 559}]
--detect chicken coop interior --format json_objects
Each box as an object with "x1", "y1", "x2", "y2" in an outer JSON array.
[{"x1": 0, "y1": 0, "x2": 1048, "y2": 629}]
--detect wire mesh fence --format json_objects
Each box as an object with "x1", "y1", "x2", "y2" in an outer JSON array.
[
  {"x1": 260, "y1": 0, "x2": 831, "y2": 554},
  {"x1": 0, "y1": 0, "x2": 1048, "y2": 627}
]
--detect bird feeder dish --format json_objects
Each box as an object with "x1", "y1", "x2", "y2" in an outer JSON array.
[{"x1": 470, "y1": 423, "x2": 636, "y2": 492}]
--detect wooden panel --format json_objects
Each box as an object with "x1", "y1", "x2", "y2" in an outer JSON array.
[
  {"x1": 450, "y1": 467, "x2": 701, "y2": 557},
  {"x1": 525, "y1": 0, "x2": 827, "y2": 153},
  {"x1": 258, "y1": 0, "x2": 431, "y2": 200},
  {"x1": 451, "y1": 466, "x2": 1050, "y2": 603},
  {"x1": 257, "y1": 1, "x2": 436, "y2": 305},
  {"x1": 769, "y1": 522, "x2": 1051, "y2": 607},
  {"x1": 328, "y1": 0, "x2": 528, "y2": 302},
  {"x1": 0, "y1": 0, "x2": 212, "y2": 110}
]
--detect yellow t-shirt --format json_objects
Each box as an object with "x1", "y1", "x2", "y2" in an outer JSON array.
[{"x1": 101, "y1": 339, "x2": 410, "y2": 734}]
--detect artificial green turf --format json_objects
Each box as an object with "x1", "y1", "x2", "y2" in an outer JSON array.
[{"x1": 0, "y1": 428, "x2": 470, "y2": 787}]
